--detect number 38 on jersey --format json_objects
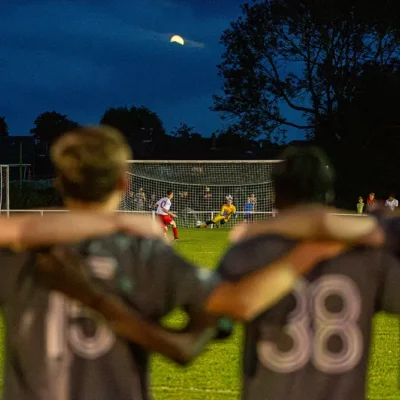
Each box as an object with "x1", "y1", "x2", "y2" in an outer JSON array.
[{"x1": 257, "y1": 275, "x2": 363, "y2": 374}]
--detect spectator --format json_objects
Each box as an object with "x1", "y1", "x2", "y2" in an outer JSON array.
[
  {"x1": 385, "y1": 194, "x2": 399, "y2": 211},
  {"x1": 366, "y1": 192, "x2": 378, "y2": 213},
  {"x1": 202, "y1": 187, "x2": 213, "y2": 211},
  {"x1": 244, "y1": 196, "x2": 255, "y2": 223},
  {"x1": 250, "y1": 193, "x2": 257, "y2": 209},
  {"x1": 134, "y1": 188, "x2": 146, "y2": 211},
  {"x1": 179, "y1": 191, "x2": 200, "y2": 228},
  {"x1": 357, "y1": 196, "x2": 365, "y2": 214}
]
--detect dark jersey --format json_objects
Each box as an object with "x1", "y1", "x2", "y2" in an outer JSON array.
[
  {"x1": 218, "y1": 234, "x2": 400, "y2": 400},
  {"x1": 0, "y1": 234, "x2": 219, "y2": 400}
]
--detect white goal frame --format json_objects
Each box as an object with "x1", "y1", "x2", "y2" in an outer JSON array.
[{"x1": 121, "y1": 160, "x2": 282, "y2": 228}]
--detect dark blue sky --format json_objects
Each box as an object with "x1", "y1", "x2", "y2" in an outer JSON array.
[{"x1": 0, "y1": 0, "x2": 305, "y2": 140}]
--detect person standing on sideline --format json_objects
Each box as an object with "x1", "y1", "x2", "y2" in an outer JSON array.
[
  {"x1": 366, "y1": 192, "x2": 378, "y2": 213},
  {"x1": 244, "y1": 196, "x2": 255, "y2": 223},
  {"x1": 385, "y1": 194, "x2": 398, "y2": 211},
  {"x1": 357, "y1": 196, "x2": 365, "y2": 214}
]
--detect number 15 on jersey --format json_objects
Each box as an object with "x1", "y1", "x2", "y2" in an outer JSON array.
[{"x1": 46, "y1": 292, "x2": 116, "y2": 360}]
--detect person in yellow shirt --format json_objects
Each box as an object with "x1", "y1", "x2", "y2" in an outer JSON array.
[{"x1": 199, "y1": 195, "x2": 237, "y2": 228}]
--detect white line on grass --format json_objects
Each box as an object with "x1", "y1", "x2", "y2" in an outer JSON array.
[{"x1": 152, "y1": 386, "x2": 239, "y2": 395}]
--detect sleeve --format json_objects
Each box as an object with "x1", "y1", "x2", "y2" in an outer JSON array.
[
  {"x1": 233, "y1": 206, "x2": 237, "y2": 216},
  {"x1": 0, "y1": 249, "x2": 30, "y2": 305},
  {"x1": 377, "y1": 251, "x2": 400, "y2": 313},
  {"x1": 220, "y1": 206, "x2": 225, "y2": 216},
  {"x1": 217, "y1": 235, "x2": 297, "y2": 282},
  {"x1": 134, "y1": 239, "x2": 221, "y2": 319},
  {"x1": 212, "y1": 235, "x2": 296, "y2": 341}
]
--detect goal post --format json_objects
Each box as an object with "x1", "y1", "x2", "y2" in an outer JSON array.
[
  {"x1": 120, "y1": 160, "x2": 281, "y2": 228},
  {"x1": 0, "y1": 165, "x2": 10, "y2": 216}
]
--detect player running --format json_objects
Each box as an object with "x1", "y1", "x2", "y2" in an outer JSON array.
[
  {"x1": 199, "y1": 195, "x2": 237, "y2": 228},
  {"x1": 214, "y1": 146, "x2": 400, "y2": 400},
  {"x1": 155, "y1": 191, "x2": 179, "y2": 241},
  {"x1": 0, "y1": 127, "x2": 345, "y2": 400}
]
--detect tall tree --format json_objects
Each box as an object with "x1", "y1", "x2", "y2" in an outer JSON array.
[
  {"x1": 30, "y1": 111, "x2": 79, "y2": 144},
  {"x1": 100, "y1": 106, "x2": 165, "y2": 144},
  {"x1": 171, "y1": 123, "x2": 196, "y2": 140},
  {"x1": 213, "y1": 0, "x2": 400, "y2": 141},
  {"x1": 0, "y1": 117, "x2": 9, "y2": 136}
]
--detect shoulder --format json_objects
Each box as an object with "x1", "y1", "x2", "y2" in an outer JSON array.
[{"x1": 218, "y1": 235, "x2": 297, "y2": 281}]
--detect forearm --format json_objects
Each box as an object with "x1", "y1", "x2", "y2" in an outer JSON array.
[
  {"x1": 230, "y1": 207, "x2": 383, "y2": 246},
  {"x1": 5, "y1": 213, "x2": 163, "y2": 251},
  {"x1": 13, "y1": 213, "x2": 118, "y2": 250},
  {"x1": 206, "y1": 241, "x2": 347, "y2": 321},
  {"x1": 205, "y1": 263, "x2": 296, "y2": 320},
  {"x1": 98, "y1": 296, "x2": 215, "y2": 365}
]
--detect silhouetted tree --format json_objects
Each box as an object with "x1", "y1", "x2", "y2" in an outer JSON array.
[
  {"x1": 171, "y1": 123, "x2": 195, "y2": 139},
  {"x1": 214, "y1": 0, "x2": 400, "y2": 141},
  {"x1": 30, "y1": 111, "x2": 79, "y2": 144},
  {"x1": 100, "y1": 106, "x2": 165, "y2": 143},
  {"x1": 329, "y1": 65, "x2": 400, "y2": 207},
  {"x1": 0, "y1": 117, "x2": 9, "y2": 136}
]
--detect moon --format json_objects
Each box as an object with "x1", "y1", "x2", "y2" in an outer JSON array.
[{"x1": 170, "y1": 35, "x2": 184, "y2": 46}]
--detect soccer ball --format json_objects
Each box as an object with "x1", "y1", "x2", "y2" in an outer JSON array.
[{"x1": 196, "y1": 220, "x2": 202, "y2": 227}]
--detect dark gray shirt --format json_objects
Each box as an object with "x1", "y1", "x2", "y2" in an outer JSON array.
[
  {"x1": 218, "y1": 234, "x2": 400, "y2": 400},
  {"x1": 0, "y1": 234, "x2": 219, "y2": 400}
]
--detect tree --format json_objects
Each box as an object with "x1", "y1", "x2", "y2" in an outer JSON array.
[
  {"x1": 0, "y1": 117, "x2": 9, "y2": 136},
  {"x1": 100, "y1": 106, "x2": 165, "y2": 143},
  {"x1": 30, "y1": 111, "x2": 79, "y2": 144},
  {"x1": 171, "y1": 123, "x2": 196, "y2": 140},
  {"x1": 213, "y1": 0, "x2": 400, "y2": 141}
]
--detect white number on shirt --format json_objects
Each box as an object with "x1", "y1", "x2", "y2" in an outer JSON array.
[
  {"x1": 257, "y1": 275, "x2": 363, "y2": 374},
  {"x1": 46, "y1": 292, "x2": 116, "y2": 360}
]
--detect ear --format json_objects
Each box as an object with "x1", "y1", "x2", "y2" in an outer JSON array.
[
  {"x1": 54, "y1": 177, "x2": 63, "y2": 194},
  {"x1": 118, "y1": 174, "x2": 128, "y2": 193}
]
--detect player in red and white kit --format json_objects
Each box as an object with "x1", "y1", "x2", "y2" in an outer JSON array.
[{"x1": 155, "y1": 191, "x2": 179, "y2": 241}]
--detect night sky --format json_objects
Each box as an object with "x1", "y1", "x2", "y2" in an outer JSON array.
[{"x1": 1, "y1": 0, "x2": 304, "y2": 140}]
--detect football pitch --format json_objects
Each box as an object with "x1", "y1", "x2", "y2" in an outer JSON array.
[
  {"x1": 0, "y1": 229, "x2": 398, "y2": 399},
  {"x1": 151, "y1": 229, "x2": 400, "y2": 400}
]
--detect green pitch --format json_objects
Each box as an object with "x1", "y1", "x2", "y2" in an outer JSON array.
[
  {"x1": 151, "y1": 229, "x2": 400, "y2": 400},
  {"x1": 0, "y1": 228, "x2": 398, "y2": 399}
]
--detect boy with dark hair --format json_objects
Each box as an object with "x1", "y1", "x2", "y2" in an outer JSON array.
[{"x1": 216, "y1": 146, "x2": 400, "y2": 400}]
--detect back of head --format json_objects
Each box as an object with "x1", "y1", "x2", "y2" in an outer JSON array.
[
  {"x1": 51, "y1": 125, "x2": 132, "y2": 203},
  {"x1": 273, "y1": 146, "x2": 335, "y2": 209}
]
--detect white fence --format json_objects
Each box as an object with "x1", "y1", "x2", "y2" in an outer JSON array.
[{"x1": 2, "y1": 209, "x2": 366, "y2": 229}]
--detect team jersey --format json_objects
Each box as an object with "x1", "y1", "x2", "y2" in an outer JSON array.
[
  {"x1": 217, "y1": 234, "x2": 400, "y2": 400},
  {"x1": 219, "y1": 204, "x2": 236, "y2": 218},
  {"x1": 0, "y1": 234, "x2": 220, "y2": 400},
  {"x1": 156, "y1": 197, "x2": 171, "y2": 215}
]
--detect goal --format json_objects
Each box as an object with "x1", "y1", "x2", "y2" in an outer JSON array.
[
  {"x1": 0, "y1": 165, "x2": 10, "y2": 216},
  {"x1": 120, "y1": 160, "x2": 281, "y2": 228}
]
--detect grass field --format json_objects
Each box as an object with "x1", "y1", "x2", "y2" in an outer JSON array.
[{"x1": 150, "y1": 229, "x2": 400, "y2": 400}]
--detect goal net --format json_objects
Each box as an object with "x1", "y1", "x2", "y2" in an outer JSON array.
[
  {"x1": 0, "y1": 165, "x2": 10, "y2": 216},
  {"x1": 120, "y1": 160, "x2": 281, "y2": 228}
]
